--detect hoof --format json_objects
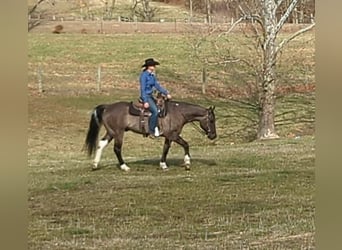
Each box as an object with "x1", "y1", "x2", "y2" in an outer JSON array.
[
  {"x1": 120, "y1": 164, "x2": 130, "y2": 171},
  {"x1": 160, "y1": 162, "x2": 169, "y2": 171},
  {"x1": 185, "y1": 165, "x2": 191, "y2": 171},
  {"x1": 184, "y1": 154, "x2": 191, "y2": 165}
]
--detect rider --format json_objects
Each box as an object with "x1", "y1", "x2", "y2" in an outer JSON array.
[{"x1": 140, "y1": 58, "x2": 172, "y2": 138}]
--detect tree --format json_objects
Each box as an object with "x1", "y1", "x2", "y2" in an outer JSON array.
[
  {"x1": 186, "y1": 0, "x2": 315, "y2": 140},
  {"x1": 101, "y1": 0, "x2": 116, "y2": 19},
  {"x1": 132, "y1": 0, "x2": 158, "y2": 22},
  {"x1": 255, "y1": 0, "x2": 315, "y2": 139}
]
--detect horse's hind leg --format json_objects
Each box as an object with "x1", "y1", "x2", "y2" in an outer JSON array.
[
  {"x1": 174, "y1": 135, "x2": 191, "y2": 170},
  {"x1": 93, "y1": 133, "x2": 113, "y2": 170},
  {"x1": 113, "y1": 132, "x2": 130, "y2": 171}
]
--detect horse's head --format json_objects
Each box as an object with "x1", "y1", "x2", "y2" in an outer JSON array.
[
  {"x1": 155, "y1": 92, "x2": 167, "y2": 106},
  {"x1": 199, "y1": 106, "x2": 217, "y2": 140}
]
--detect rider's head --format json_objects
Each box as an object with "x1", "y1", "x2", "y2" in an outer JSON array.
[{"x1": 142, "y1": 58, "x2": 160, "y2": 72}]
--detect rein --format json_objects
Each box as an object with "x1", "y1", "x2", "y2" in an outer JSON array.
[
  {"x1": 191, "y1": 121, "x2": 206, "y2": 135},
  {"x1": 190, "y1": 110, "x2": 211, "y2": 136}
]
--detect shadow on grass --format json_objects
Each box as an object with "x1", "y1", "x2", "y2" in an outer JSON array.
[
  {"x1": 91, "y1": 157, "x2": 217, "y2": 171},
  {"x1": 128, "y1": 157, "x2": 217, "y2": 167}
]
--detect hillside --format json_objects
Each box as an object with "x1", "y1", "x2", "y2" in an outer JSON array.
[{"x1": 28, "y1": 0, "x2": 202, "y2": 22}]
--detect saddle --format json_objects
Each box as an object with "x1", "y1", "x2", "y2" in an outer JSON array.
[{"x1": 128, "y1": 95, "x2": 168, "y2": 136}]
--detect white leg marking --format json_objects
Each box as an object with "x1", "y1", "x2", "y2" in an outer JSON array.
[
  {"x1": 120, "y1": 163, "x2": 130, "y2": 171},
  {"x1": 160, "y1": 162, "x2": 168, "y2": 170},
  {"x1": 184, "y1": 154, "x2": 191, "y2": 165},
  {"x1": 93, "y1": 139, "x2": 108, "y2": 168},
  {"x1": 154, "y1": 127, "x2": 160, "y2": 137}
]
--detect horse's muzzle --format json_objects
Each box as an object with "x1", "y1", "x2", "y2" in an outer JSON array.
[{"x1": 208, "y1": 133, "x2": 217, "y2": 140}]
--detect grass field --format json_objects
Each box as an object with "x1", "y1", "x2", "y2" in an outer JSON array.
[{"x1": 28, "y1": 30, "x2": 315, "y2": 249}]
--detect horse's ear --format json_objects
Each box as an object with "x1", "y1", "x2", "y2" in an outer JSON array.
[{"x1": 209, "y1": 106, "x2": 215, "y2": 111}]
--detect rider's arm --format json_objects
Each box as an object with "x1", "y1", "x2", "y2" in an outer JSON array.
[
  {"x1": 153, "y1": 77, "x2": 169, "y2": 96},
  {"x1": 139, "y1": 72, "x2": 148, "y2": 103}
]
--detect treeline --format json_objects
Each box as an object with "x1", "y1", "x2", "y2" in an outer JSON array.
[{"x1": 154, "y1": 0, "x2": 315, "y2": 23}]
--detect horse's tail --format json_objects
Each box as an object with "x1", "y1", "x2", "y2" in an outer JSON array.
[{"x1": 84, "y1": 104, "x2": 106, "y2": 157}]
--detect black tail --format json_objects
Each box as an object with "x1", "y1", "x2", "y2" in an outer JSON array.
[{"x1": 84, "y1": 105, "x2": 106, "y2": 156}]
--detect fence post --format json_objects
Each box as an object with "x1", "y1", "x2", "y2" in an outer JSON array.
[
  {"x1": 202, "y1": 66, "x2": 207, "y2": 94},
  {"x1": 310, "y1": 13, "x2": 314, "y2": 24},
  {"x1": 97, "y1": 65, "x2": 102, "y2": 91},
  {"x1": 37, "y1": 66, "x2": 43, "y2": 93},
  {"x1": 134, "y1": 16, "x2": 138, "y2": 32}
]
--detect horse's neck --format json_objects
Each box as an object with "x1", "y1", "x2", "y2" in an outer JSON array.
[{"x1": 176, "y1": 102, "x2": 206, "y2": 122}]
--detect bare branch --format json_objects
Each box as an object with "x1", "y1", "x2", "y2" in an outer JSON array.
[
  {"x1": 239, "y1": 3, "x2": 263, "y2": 27},
  {"x1": 247, "y1": 21, "x2": 264, "y2": 49},
  {"x1": 218, "y1": 16, "x2": 245, "y2": 37},
  {"x1": 276, "y1": 22, "x2": 315, "y2": 53},
  {"x1": 276, "y1": 0, "x2": 299, "y2": 34},
  {"x1": 276, "y1": 0, "x2": 285, "y2": 9},
  {"x1": 28, "y1": 0, "x2": 46, "y2": 15}
]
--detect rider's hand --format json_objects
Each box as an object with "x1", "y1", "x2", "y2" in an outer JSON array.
[
  {"x1": 143, "y1": 102, "x2": 149, "y2": 109},
  {"x1": 166, "y1": 94, "x2": 172, "y2": 100}
]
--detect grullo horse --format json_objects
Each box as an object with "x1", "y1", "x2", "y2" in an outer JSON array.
[{"x1": 84, "y1": 98, "x2": 216, "y2": 171}]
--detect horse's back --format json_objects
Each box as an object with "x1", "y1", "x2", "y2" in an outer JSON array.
[
  {"x1": 105, "y1": 101, "x2": 130, "y2": 109},
  {"x1": 102, "y1": 101, "x2": 130, "y2": 119}
]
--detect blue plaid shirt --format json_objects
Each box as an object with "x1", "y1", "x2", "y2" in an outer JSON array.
[{"x1": 140, "y1": 70, "x2": 168, "y2": 103}]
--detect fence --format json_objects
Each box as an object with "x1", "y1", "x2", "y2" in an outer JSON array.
[
  {"x1": 28, "y1": 19, "x2": 235, "y2": 35},
  {"x1": 28, "y1": 63, "x2": 131, "y2": 95},
  {"x1": 28, "y1": 62, "x2": 212, "y2": 96}
]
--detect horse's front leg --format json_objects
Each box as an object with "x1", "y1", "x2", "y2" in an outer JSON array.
[
  {"x1": 113, "y1": 133, "x2": 130, "y2": 171},
  {"x1": 160, "y1": 138, "x2": 172, "y2": 170},
  {"x1": 174, "y1": 135, "x2": 191, "y2": 170}
]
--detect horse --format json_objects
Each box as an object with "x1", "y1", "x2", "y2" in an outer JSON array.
[{"x1": 84, "y1": 97, "x2": 217, "y2": 171}]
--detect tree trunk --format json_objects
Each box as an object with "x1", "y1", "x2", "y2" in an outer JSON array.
[
  {"x1": 142, "y1": 0, "x2": 152, "y2": 22},
  {"x1": 206, "y1": 0, "x2": 211, "y2": 24},
  {"x1": 189, "y1": 0, "x2": 193, "y2": 23},
  {"x1": 258, "y1": 0, "x2": 279, "y2": 140}
]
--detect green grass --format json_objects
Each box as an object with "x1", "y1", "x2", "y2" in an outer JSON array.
[
  {"x1": 28, "y1": 92, "x2": 315, "y2": 249},
  {"x1": 28, "y1": 31, "x2": 314, "y2": 83}
]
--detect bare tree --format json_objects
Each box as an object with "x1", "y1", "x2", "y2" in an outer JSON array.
[
  {"x1": 132, "y1": 0, "x2": 158, "y2": 21},
  {"x1": 218, "y1": 0, "x2": 314, "y2": 139},
  {"x1": 255, "y1": 0, "x2": 315, "y2": 139},
  {"x1": 101, "y1": 0, "x2": 116, "y2": 19},
  {"x1": 186, "y1": 0, "x2": 315, "y2": 140}
]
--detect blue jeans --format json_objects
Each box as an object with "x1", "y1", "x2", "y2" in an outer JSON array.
[{"x1": 146, "y1": 96, "x2": 158, "y2": 133}]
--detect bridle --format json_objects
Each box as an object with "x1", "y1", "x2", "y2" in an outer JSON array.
[{"x1": 190, "y1": 109, "x2": 212, "y2": 136}]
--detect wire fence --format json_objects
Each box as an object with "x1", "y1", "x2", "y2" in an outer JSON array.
[{"x1": 28, "y1": 63, "x2": 131, "y2": 94}]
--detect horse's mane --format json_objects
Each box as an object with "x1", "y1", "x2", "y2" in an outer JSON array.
[
  {"x1": 166, "y1": 100, "x2": 207, "y2": 119},
  {"x1": 168, "y1": 100, "x2": 205, "y2": 109}
]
